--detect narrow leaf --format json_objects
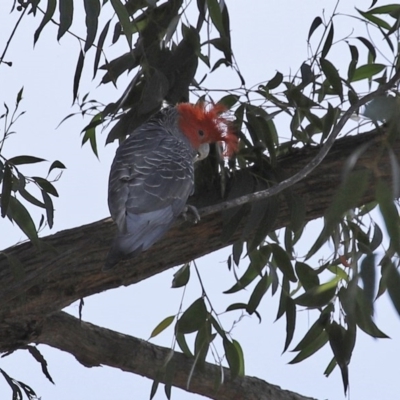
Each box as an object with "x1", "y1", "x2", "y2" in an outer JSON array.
[
  {"x1": 7, "y1": 196, "x2": 39, "y2": 245},
  {"x1": 283, "y1": 298, "x2": 296, "y2": 352},
  {"x1": 376, "y1": 180, "x2": 400, "y2": 255},
  {"x1": 84, "y1": 0, "x2": 100, "y2": 52},
  {"x1": 26, "y1": 345, "x2": 55, "y2": 384},
  {"x1": 150, "y1": 316, "x2": 175, "y2": 339},
  {"x1": 246, "y1": 273, "x2": 270, "y2": 314},
  {"x1": 176, "y1": 298, "x2": 207, "y2": 334},
  {"x1": 8, "y1": 156, "x2": 46, "y2": 165},
  {"x1": 48, "y1": 160, "x2": 66, "y2": 174},
  {"x1": 206, "y1": 0, "x2": 225, "y2": 38},
  {"x1": 32, "y1": 177, "x2": 59, "y2": 197},
  {"x1": 58, "y1": 0, "x2": 74, "y2": 40},
  {"x1": 320, "y1": 58, "x2": 343, "y2": 101},
  {"x1": 42, "y1": 190, "x2": 55, "y2": 228},
  {"x1": 93, "y1": 19, "x2": 111, "y2": 79},
  {"x1": 308, "y1": 16, "x2": 323, "y2": 41},
  {"x1": 34, "y1": 0, "x2": 57, "y2": 44},
  {"x1": 73, "y1": 50, "x2": 85, "y2": 102},
  {"x1": 386, "y1": 262, "x2": 400, "y2": 316},
  {"x1": 351, "y1": 63, "x2": 386, "y2": 82},
  {"x1": 172, "y1": 263, "x2": 190, "y2": 288},
  {"x1": 271, "y1": 244, "x2": 296, "y2": 282},
  {"x1": 321, "y1": 23, "x2": 334, "y2": 59},
  {"x1": 289, "y1": 331, "x2": 328, "y2": 364},
  {"x1": 1, "y1": 164, "x2": 12, "y2": 218},
  {"x1": 110, "y1": 0, "x2": 133, "y2": 48}
]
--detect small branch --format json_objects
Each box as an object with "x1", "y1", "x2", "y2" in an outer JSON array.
[
  {"x1": 37, "y1": 311, "x2": 318, "y2": 400},
  {"x1": 200, "y1": 70, "x2": 400, "y2": 218},
  {"x1": 0, "y1": 7, "x2": 27, "y2": 66}
]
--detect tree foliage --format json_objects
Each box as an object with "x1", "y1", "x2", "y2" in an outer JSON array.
[{"x1": 2, "y1": 0, "x2": 400, "y2": 399}]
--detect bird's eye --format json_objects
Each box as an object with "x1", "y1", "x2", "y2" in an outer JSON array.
[{"x1": 198, "y1": 130, "x2": 205, "y2": 137}]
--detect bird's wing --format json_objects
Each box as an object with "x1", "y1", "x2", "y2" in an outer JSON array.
[{"x1": 108, "y1": 128, "x2": 195, "y2": 234}]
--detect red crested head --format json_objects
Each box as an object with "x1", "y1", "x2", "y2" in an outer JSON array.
[{"x1": 176, "y1": 102, "x2": 238, "y2": 157}]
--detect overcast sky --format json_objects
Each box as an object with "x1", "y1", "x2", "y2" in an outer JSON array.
[{"x1": 1, "y1": 1, "x2": 400, "y2": 399}]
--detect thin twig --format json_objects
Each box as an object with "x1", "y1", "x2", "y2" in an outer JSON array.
[
  {"x1": 198, "y1": 69, "x2": 400, "y2": 218},
  {"x1": 0, "y1": 7, "x2": 27, "y2": 66}
]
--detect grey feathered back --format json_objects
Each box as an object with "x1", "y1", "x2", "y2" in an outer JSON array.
[{"x1": 105, "y1": 106, "x2": 198, "y2": 268}]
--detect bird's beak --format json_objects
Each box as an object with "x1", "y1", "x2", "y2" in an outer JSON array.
[{"x1": 195, "y1": 143, "x2": 210, "y2": 162}]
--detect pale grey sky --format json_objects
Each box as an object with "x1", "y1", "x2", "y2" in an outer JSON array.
[{"x1": 1, "y1": 1, "x2": 399, "y2": 399}]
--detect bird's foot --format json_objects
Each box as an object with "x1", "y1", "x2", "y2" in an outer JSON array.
[{"x1": 181, "y1": 205, "x2": 201, "y2": 224}]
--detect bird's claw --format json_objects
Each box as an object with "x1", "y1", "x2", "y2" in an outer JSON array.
[{"x1": 181, "y1": 205, "x2": 201, "y2": 224}]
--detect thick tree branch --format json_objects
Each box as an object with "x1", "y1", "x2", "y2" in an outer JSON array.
[
  {"x1": 0, "y1": 129, "x2": 396, "y2": 352},
  {"x1": 37, "y1": 311, "x2": 317, "y2": 400}
]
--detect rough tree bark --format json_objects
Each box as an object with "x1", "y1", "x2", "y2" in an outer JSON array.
[{"x1": 0, "y1": 128, "x2": 393, "y2": 399}]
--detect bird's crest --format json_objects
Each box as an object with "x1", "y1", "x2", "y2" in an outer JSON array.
[{"x1": 176, "y1": 102, "x2": 238, "y2": 156}]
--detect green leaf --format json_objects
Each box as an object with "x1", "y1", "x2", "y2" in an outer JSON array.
[
  {"x1": 8, "y1": 156, "x2": 46, "y2": 165},
  {"x1": 357, "y1": 8, "x2": 392, "y2": 29},
  {"x1": 321, "y1": 23, "x2": 334, "y2": 59},
  {"x1": 19, "y1": 188, "x2": 46, "y2": 209},
  {"x1": 150, "y1": 379, "x2": 159, "y2": 400},
  {"x1": 7, "y1": 196, "x2": 39, "y2": 245},
  {"x1": 172, "y1": 263, "x2": 190, "y2": 288},
  {"x1": 16, "y1": 87, "x2": 24, "y2": 105},
  {"x1": 1, "y1": 164, "x2": 12, "y2": 217},
  {"x1": 320, "y1": 58, "x2": 343, "y2": 101},
  {"x1": 386, "y1": 261, "x2": 400, "y2": 316},
  {"x1": 347, "y1": 44, "x2": 359, "y2": 81},
  {"x1": 223, "y1": 338, "x2": 244, "y2": 378},
  {"x1": 110, "y1": 0, "x2": 133, "y2": 48},
  {"x1": 150, "y1": 316, "x2": 175, "y2": 339},
  {"x1": 360, "y1": 254, "x2": 376, "y2": 311},
  {"x1": 42, "y1": 190, "x2": 55, "y2": 228},
  {"x1": 194, "y1": 320, "x2": 212, "y2": 368},
  {"x1": 295, "y1": 278, "x2": 338, "y2": 308},
  {"x1": 270, "y1": 243, "x2": 296, "y2": 282},
  {"x1": 210, "y1": 315, "x2": 226, "y2": 338},
  {"x1": 266, "y1": 71, "x2": 283, "y2": 90},
  {"x1": 292, "y1": 306, "x2": 331, "y2": 351},
  {"x1": 350, "y1": 63, "x2": 386, "y2": 82},
  {"x1": 84, "y1": 0, "x2": 100, "y2": 52},
  {"x1": 356, "y1": 36, "x2": 376, "y2": 62},
  {"x1": 206, "y1": 0, "x2": 225, "y2": 38},
  {"x1": 176, "y1": 298, "x2": 207, "y2": 334},
  {"x1": 289, "y1": 331, "x2": 328, "y2": 364},
  {"x1": 48, "y1": 160, "x2": 66, "y2": 174},
  {"x1": 224, "y1": 249, "x2": 267, "y2": 294},
  {"x1": 73, "y1": 50, "x2": 85, "y2": 102},
  {"x1": 81, "y1": 113, "x2": 101, "y2": 158},
  {"x1": 326, "y1": 321, "x2": 356, "y2": 394},
  {"x1": 34, "y1": 0, "x2": 57, "y2": 44},
  {"x1": 276, "y1": 277, "x2": 289, "y2": 321},
  {"x1": 58, "y1": 0, "x2": 74, "y2": 40},
  {"x1": 232, "y1": 240, "x2": 243, "y2": 266},
  {"x1": 246, "y1": 273, "x2": 270, "y2": 314},
  {"x1": 217, "y1": 95, "x2": 239, "y2": 109},
  {"x1": 295, "y1": 262, "x2": 319, "y2": 291},
  {"x1": 176, "y1": 332, "x2": 193, "y2": 357},
  {"x1": 368, "y1": 4, "x2": 400, "y2": 15},
  {"x1": 283, "y1": 297, "x2": 296, "y2": 352},
  {"x1": 32, "y1": 177, "x2": 59, "y2": 197},
  {"x1": 308, "y1": 16, "x2": 323, "y2": 41},
  {"x1": 376, "y1": 180, "x2": 400, "y2": 255},
  {"x1": 93, "y1": 19, "x2": 111, "y2": 78},
  {"x1": 370, "y1": 222, "x2": 383, "y2": 251},
  {"x1": 307, "y1": 170, "x2": 370, "y2": 259}
]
